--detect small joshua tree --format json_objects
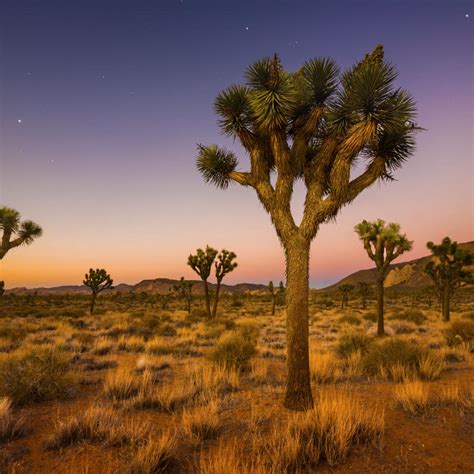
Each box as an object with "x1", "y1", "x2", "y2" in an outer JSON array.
[
  {"x1": 187, "y1": 246, "x2": 218, "y2": 317},
  {"x1": 0, "y1": 206, "x2": 42, "y2": 260},
  {"x1": 212, "y1": 250, "x2": 238, "y2": 317},
  {"x1": 338, "y1": 283, "x2": 354, "y2": 309},
  {"x1": 357, "y1": 282, "x2": 370, "y2": 309},
  {"x1": 0, "y1": 281, "x2": 4, "y2": 298},
  {"x1": 172, "y1": 277, "x2": 194, "y2": 314},
  {"x1": 424, "y1": 237, "x2": 472, "y2": 322},
  {"x1": 355, "y1": 219, "x2": 412, "y2": 336},
  {"x1": 83, "y1": 268, "x2": 113, "y2": 315},
  {"x1": 268, "y1": 281, "x2": 277, "y2": 315}
]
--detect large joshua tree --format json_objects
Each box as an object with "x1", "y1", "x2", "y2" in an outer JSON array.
[
  {"x1": 196, "y1": 45, "x2": 417, "y2": 410},
  {"x1": 424, "y1": 237, "x2": 472, "y2": 322},
  {"x1": 83, "y1": 268, "x2": 114, "y2": 315},
  {"x1": 355, "y1": 219, "x2": 413, "y2": 336},
  {"x1": 0, "y1": 206, "x2": 42, "y2": 260}
]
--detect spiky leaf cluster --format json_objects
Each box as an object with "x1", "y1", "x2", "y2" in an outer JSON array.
[
  {"x1": 0, "y1": 206, "x2": 42, "y2": 259},
  {"x1": 187, "y1": 246, "x2": 218, "y2": 281},
  {"x1": 424, "y1": 237, "x2": 473, "y2": 291},
  {"x1": 196, "y1": 46, "x2": 418, "y2": 237},
  {"x1": 83, "y1": 268, "x2": 114, "y2": 294},
  {"x1": 354, "y1": 218, "x2": 413, "y2": 274},
  {"x1": 215, "y1": 249, "x2": 238, "y2": 282}
]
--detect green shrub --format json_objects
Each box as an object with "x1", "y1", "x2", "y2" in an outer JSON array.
[
  {"x1": 0, "y1": 347, "x2": 74, "y2": 405},
  {"x1": 444, "y1": 320, "x2": 474, "y2": 347},
  {"x1": 389, "y1": 310, "x2": 426, "y2": 325},
  {"x1": 338, "y1": 315, "x2": 362, "y2": 326},
  {"x1": 336, "y1": 332, "x2": 374, "y2": 358},
  {"x1": 362, "y1": 338, "x2": 426, "y2": 379},
  {"x1": 208, "y1": 331, "x2": 257, "y2": 371}
]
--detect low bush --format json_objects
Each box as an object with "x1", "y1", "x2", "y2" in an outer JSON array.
[
  {"x1": 208, "y1": 330, "x2": 257, "y2": 371},
  {"x1": 444, "y1": 320, "x2": 474, "y2": 347},
  {"x1": 336, "y1": 333, "x2": 374, "y2": 358},
  {"x1": 389, "y1": 310, "x2": 426, "y2": 325},
  {"x1": 0, "y1": 346, "x2": 74, "y2": 405},
  {"x1": 338, "y1": 315, "x2": 362, "y2": 326}
]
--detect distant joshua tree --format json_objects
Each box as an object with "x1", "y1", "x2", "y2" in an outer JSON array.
[
  {"x1": 338, "y1": 283, "x2": 354, "y2": 309},
  {"x1": 212, "y1": 250, "x2": 238, "y2": 317},
  {"x1": 187, "y1": 246, "x2": 218, "y2": 318},
  {"x1": 355, "y1": 219, "x2": 412, "y2": 336},
  {"x1": 0, "y1": 281, "x2": 4, "y2": 298},
  {"x1": 0, "y1": 206, "x2": 42, "y2": 260},
  {"x1": 268, "y1": 281, "x2": 277, "y2": 315},
  {"x1": 357, "y1": 282, "x2": 370, "y2": 309},
  {"x1": 83, "y1": 268, "x2": 113, "y2": 315},
  {"x1": 424, "y1": 237, "x2": 472, "y2": 322},
  {"x1": 195, "y1": 46, "x2": 418, "y2": 410},
  {"x1": 172, "y1": 277, "x2": 194, "y2": 314}
]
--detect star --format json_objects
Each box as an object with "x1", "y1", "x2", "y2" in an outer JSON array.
[
  {"x1": 245, "y1": 26, "x2": 249, "y2": 31},
  {"x1": 17, "y1": 119, "x2": 22, "y2": 124},
  {"x1": 466, "y1": 14, "x2": 470, "y2": 18}
]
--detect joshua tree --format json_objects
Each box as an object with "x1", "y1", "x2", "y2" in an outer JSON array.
[
  {"x1": 195, "y1": 46, "x2": 417, "y2": 410},
  {"x1": 424, "y1": 237, "x2": 472, "y2": 322},
  {"x1": 172, "y1": 277, "x2": 194, "y2": 314},
  {"x1": 268, "y1": 281, "x2": 277, "y2": 315},
  {"x1": 357, "y1": 282, "x2": 369, "y2": 309},
  {"x1": 212, "y1": 250, "x2": 238, "y2": 318},
  {"x1": 83, "y1": 268, "x2": 113, "y2": 315},
  {"x1": 0, "y1": 281, "x2": 4, "y2": 297},
  {"x1": 338, "y1": 283, "x2": 354, "y2": 309},
  {"x1": 0, "y1": 206, "x2": 42, "y2": 260},
  {"x1": 278, "y1": 280, "x2": 286, "y2": 306},
  {"x1": 355, "y1": 219, "x2": 413, "y2": 336},
  {"x1": 187, "y1": 246, "x2": 218, "y2": 317}
]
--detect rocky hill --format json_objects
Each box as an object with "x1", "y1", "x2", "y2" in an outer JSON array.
[{"x1": 321, "y1": 241, "x2": 473, "y2": 291}]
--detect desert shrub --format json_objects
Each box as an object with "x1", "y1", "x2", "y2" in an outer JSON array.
[
  {"x1": 208, "y1": 330, "x2": 257, "y2": 371},
  {"x1": 444, "y1": 320, "x2": 474, "y2": 347},
  {"x1": 0, "y1": 346, "x2": 73, "y2": 405},
  {"x1": 338, "y1": 315, "x2": 362, "y2": 326},
  {"x1": 389, "y1": 310, "x2": 426, "y2": 325},
  {"x1": 181, "y1": 400, "x2": 220, "y2": 441},
  {"x1": 336, "y1": 332, "x2": 374, "y2": 358},
  {"x1": 156, "y1": 323, "x2": 177, "y2": 337},
  {"x1": 461, "y1": 311, "x2": 474, "y2": 321},
  {"x1": 128, "y1": 434, "x2": 177, "y2": 474},
  {"x1": 0, "y1": 397, "x2": 29, "y2": 443},
  {"x1": 361, "y1": 338, "x2": 426, "y2": 380},
  {"x1": 363, "y1": 312, "x2": 377, "y2": 322}
]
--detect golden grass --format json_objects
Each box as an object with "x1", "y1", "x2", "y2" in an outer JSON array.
[
  {"x1": 394, "y1": 381, "x2": 430, "y2": 415},
  {"x1": 181, "y1": 399, "x2": 220, "y2": 441},
  {"x1": 0, "y1": 397, "x2": 28, "y2": 443},
  {"x1": 128, "y1": 433, "x2": 177, "y2": 474},
  {"x1": 103, "y1": 367, "x2": 152, "y2": 401}
]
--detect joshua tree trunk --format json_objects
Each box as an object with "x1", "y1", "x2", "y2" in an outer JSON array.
[
  {"x1": 212, "y1": 279, "x2": 222, "y2": 318},
  {"x1": 362, "y1": 295, "x2": 367, "y2": 309},
  {"x1": 90, "y1": 292, "x2": 97, "y2": 315},
  {"x1": 271, "y1": 295, "x2": 276, "y2": 315},
  {"x1": 442, "y1": 286, "x2": 450, "y2": 322},
  {"x1": 376, "y1": 277, "x2": 385, "y2": 336},
  {"x1": 187, "y1": 296, "x2": 191, "y2": 314},
  {"x1": 203, "y1": 280, "x2": 211, "y2": 318},
  {"x1": 283, "y1": 237, "x2": 313, "y2": 411}
]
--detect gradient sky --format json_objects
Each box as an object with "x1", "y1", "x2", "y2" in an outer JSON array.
[{"x1": 1, "y1": 0, "x2": 472, "y2": 289}]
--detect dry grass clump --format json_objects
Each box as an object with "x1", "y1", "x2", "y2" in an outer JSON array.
[
  {"x1": 103, "y1": 367, "x2": 153, "y2": 401},
  {"x1": 208, "y1": 330, "x2": 257, "y2": 371},
  {"x1": 362, "y1": 338, "x2": 442, "y2": 381},
  {"x1": 44, "y1": 405, "x2": 149, "y2": 450},
  {"x1": 181, "y1": 399, "x2": 220, "y2": 441},
  {"x1": 0, "y1": 346, "x2": 74, "y2": 405},
  {"x1": 128, "y1": 433, "x2": 177, "y2": 474},
  {"x1": 187, "y1": 363, "x2": 240, "y2": 397},
  {"x1": 389, "y1": 309, "x2": 426, "y2": 325},
  {"x1": 249, "y1": 358, "x2": 270, "y2": 384},
  {"x1": 92, "y1": 337, "x2": 115, "y2": 355},
  {"x1": 0, "y1": 397, "x2": 29, "y2": 444},
  {"x1": 394, "y1": 381, "x2": 430, "y2": 415},
  {"x1": 264, "y1": 389, "x2": 384, "y2": 469},
  {"x1": 437, "y1": 384, "x2": 473, "y2": 412},
  {"x1": 444, "y1": 320, "x2": 474, "y2": 349},
  {"x1": 310, "y1": 352, "x2": 342, "y2": 384},
  {"x1": 338, "y1": 314, "x2": 362, "y2": 326},
  {"x1": 135, "y1": 355, "x2": 172, "y2": 373},
  {"x1": 118, "y1": 335, "x2": 146, "y2": 353},
  {"x1": 336, "y1": 332, "x2": 374, "y2": 358},
  {"x1": 146, "y1": 337, "x2": 175, "y2": 355}
]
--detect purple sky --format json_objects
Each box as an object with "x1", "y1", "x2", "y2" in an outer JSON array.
[{"x1": 1, "y1": 0, "x2": 472, "y2": 289}]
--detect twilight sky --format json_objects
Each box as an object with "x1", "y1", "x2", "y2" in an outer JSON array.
[{"x1": 1, "y1": 0, "x2": 472, "y2": 289}]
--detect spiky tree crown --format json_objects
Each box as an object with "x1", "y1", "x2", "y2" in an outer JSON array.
[
  {"x1": 354, "y1": 218, "x2": 413, "y2": 273},
  {"x1": 215, "y1": 249, "x2": 238, "y2": 282},
  {"x1": 83, "y1": 268, "x2": 113, "y2": 294},
  {"x1": 339, "y1": 283, "x2": 354, "y2": 294},
  {"x1": 187, "y1": 246, "x2": 218, "y2": 280},
  {"x1": 0, "y1": 206, "x2": 42, "y2": 258},
  {"x1": 196, "y1": 46, "x2": 418, "y2": 243},
  {"x1": 172, "y1": 276, "x2": 193, "y2": 296},
  {"x1": 424, "y1": 237, "x2": 472, "y2": 289}
]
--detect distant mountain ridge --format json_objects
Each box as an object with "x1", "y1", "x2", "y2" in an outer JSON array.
[
  {"x1": 321, "y1": 241, "x2": 474, "y2": 291},
  {"x1": 6, "y1": 278, "x2": 268, "y2": 295}
]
